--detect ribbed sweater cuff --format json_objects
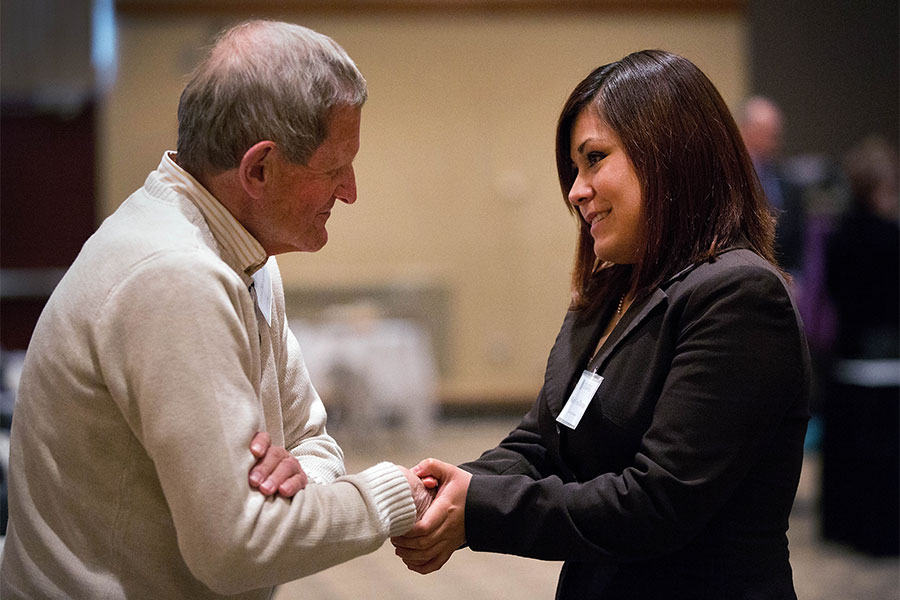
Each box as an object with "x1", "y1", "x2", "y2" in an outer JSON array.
[{"x1": 358, "y1": 462, "x2": 416, "y2": 537}]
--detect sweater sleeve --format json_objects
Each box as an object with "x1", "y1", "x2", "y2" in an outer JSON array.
[
  {"x1": 464, "y1": 263, "x2": 808, "y2": 562},
  {"x1": 96, "y1": 251, "x2": 416, "y2": 594}
]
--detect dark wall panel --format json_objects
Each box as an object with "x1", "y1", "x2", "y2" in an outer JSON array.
[
  {"x1": 748, "y1": 0, "x2": 899, "y2": 158},
  {"x1": 1, "y1": 103, "x2": 97, "y2": 349}
]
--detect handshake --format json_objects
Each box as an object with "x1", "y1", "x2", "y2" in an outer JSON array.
[{"x1": 248, "y1": 432, "x2": 472, "y2": 574}]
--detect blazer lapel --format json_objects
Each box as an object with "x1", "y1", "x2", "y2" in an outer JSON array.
[
  {"x1": 587, "y1": 252, "x2": 728, "y2": 372},
  {"x1": 545, "y1": 256, "x2": 707, "y2": 417},
  {"x1": 587, "y1": 254, "x2": 733, "y2": 371},
  {"x1": 588, "y1": 287, "x2": 668, "y2": 374},
  {"x1": 543, "y1": 300, "x2": 611, "y2": 418}
]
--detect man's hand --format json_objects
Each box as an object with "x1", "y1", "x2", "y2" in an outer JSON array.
[
  {"x1": 391, "y1": 458, "x2": 471, "y2": 574},
  {"x1": 248, "y1": 431, "x2": 308, "y2": 497},
  {"x1": 399, "y1": 466, "x2": 437, "y2": 521}
]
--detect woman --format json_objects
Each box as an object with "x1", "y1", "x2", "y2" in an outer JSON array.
[{"x1": 392, "y1": 50, "x2": 811, "y2": 599}]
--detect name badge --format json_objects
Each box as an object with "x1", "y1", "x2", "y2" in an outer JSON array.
[
  {"x1": 556, "y1": 370, "x2": 603, "y2": 430},
  {"x1": 251, "y1": 259, "x2": 274, "y2": 327}
]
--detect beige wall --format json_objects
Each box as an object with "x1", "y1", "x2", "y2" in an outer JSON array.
[{"x1": 99, "y1": 9, "x2": 748, "y2": 403}]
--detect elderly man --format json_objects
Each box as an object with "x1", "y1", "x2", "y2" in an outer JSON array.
[{"x1": 1, "y1": 20, "x2": 431, "y2": 599}]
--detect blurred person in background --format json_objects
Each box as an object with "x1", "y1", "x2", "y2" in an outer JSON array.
[
  {"x1": 390, "y1": 50, "x2": 811, "y2": 599},
  {"x1": 0, "y1": 20, "x2": 432, "y2": 600},
  {"x1": 820, "y1": 134, "x2": 899, "y2": 556},
  {"x1": 739, "y1": 96, "x2": 807, "y2": 274}
]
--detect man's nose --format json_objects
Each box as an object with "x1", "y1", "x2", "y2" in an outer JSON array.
[{"x1": 335, "y1": 165, "x2": 357, "y2": 204}]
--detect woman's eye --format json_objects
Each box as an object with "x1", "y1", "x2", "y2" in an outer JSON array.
[{"x1": 587, "y1": 151, "x2": 606, "y2": 166}]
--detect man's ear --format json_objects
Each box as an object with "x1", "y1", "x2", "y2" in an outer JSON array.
[{"x1": 238, "y1": 141, "x2": 277, "y2": 200}]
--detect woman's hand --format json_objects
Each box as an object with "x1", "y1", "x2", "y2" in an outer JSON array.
[
  {"x1": 391, "y1": 458, "x2": 472, "y2": 574},
  {"x1": 248, "y1": 431, "x2": 308, "y2": 497}
]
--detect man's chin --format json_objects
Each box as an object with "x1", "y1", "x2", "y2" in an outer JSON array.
[
  {"x1": 269, "y1": 232, "x2": 327, "y2": 255},
  {"x1": 304, "y1": 232, "x2": 328, "y2": 253}
]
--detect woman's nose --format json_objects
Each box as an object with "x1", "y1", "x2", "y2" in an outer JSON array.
[{"x1": 568, "y1": 174, "x2": 592, "y2": 205}]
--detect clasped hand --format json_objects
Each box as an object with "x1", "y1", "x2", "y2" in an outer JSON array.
[
  {"x1": 246, "y1": 433, "x2": 445, "y2": 525},
  {"x1": 391, "y1": 458, "x2": 472, "y2": 574}
]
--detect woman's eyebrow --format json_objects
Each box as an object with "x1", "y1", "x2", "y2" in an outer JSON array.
[{"x1": 576, "y1": 138, "x2": 599, "y2": 154}]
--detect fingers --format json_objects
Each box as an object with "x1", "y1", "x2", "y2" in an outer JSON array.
[
  {"x1": 390, "y1": 460, "x2": 470, "y2": 575},
  {"x1": 278, "y1": 471, "x2": 308, "y2": 497},
  {"x1": 392, "y1": 538, "x2": 446, "y2": 565},
  {"x1": 261, "y1": 458, "x2": 307, "y2": 495},
  {"x1": 393, "y1": 508, "x2": 446, "y2": 544},
  {"x1": 249, "y1": 431, "x2": 271, "y2": 458},
  {"x1": 249, "y1": 444, "x2": 283, "y2": 491},
  {"x1": 411, "y1": 458, "x2": 450, "y2": 480},
  {"x1": 392, "y1": 533, "x2": 446, "y2": 556},
  {"x1": 394, "y1": 539, "x2": 457, "y2": 574},
  {"x1": 249, "y1": 438, "x2": 306, "y2": 497},
  {"x1": 403, "y1": 549, "x2": 455, "y2": 575}
]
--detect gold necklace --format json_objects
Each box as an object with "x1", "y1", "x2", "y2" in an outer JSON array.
[{"x1": 588, "y1": 293, "x2": 628, "y2": 367}]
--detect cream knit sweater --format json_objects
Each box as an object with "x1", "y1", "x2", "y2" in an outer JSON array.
[{"x1": 0, "y1": 154, "x2": 416, "y2": 599}]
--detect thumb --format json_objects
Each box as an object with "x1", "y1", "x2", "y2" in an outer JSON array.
[{"x1": 412, "y1": 458, "x2": 447, "y2": 480}]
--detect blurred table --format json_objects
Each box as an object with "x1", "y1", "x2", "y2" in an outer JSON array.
[{"x1": 290, "y1": 312, "x2": 437, "y2": 439}]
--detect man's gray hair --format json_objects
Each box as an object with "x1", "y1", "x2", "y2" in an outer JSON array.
[{"x1": 176, "y1": 20, "x2": 367, "y2": 177}]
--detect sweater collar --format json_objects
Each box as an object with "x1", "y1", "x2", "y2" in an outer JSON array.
[{"x1": 155, "y1": 152, "x2": 268, "y2": 276}]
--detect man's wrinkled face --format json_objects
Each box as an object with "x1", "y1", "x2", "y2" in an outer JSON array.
[{"x1": 258, "y1": 105, "x2": 361, "y2": 255}]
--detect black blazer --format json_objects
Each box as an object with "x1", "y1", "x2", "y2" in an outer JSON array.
[{"x1": 461, "y1": 249, "x2": 810, "y2": 600}]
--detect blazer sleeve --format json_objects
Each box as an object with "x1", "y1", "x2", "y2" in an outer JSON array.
[
  {"x1": 460, "y1": 400, "x2": 553, "y2": 479},
  {"x1": 464, "y1": 262, "x2": 808, "y2": 562}
]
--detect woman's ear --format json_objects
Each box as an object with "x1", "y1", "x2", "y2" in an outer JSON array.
[{"x1": 238, "y1": 141, "x2": 276, "y2": 200}]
